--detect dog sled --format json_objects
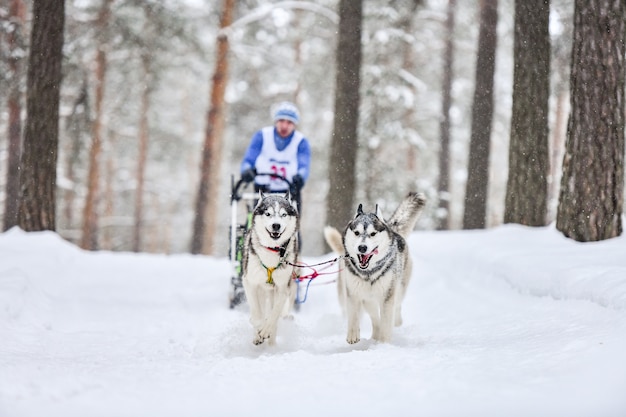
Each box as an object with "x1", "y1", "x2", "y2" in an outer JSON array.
[{"x1": 228, "y1": 172, "x2": 295, "y2": 308}]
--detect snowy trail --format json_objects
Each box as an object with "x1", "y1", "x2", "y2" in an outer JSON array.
[{"x1": 1, "y1": 227, "x2": 626, "y2": 417}]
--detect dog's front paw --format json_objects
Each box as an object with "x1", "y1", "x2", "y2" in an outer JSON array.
[
  {"x1": 252, "y1": 334, "x2": 267, "y2": 345},
  {"x1": 253, "y1": 331, "x2": 268, "y2": 345},
  {"x1": 253, "y1": 326, "x2": 270, "y2": 345},
  {"x1": 257, "y1": 323, "x2": 274, "y2": 343},
  {"x1": 347, "y1": 328, "x2": 360, "y2": 344}
]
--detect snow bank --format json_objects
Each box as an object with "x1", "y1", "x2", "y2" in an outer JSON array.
[{"x1": 409, "y1": 224, "x2": 626, "y2": 309}]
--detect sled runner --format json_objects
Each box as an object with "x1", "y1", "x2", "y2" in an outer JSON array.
[{"x1": 228, "y1": 172, "x2": 296, "y2": 309}]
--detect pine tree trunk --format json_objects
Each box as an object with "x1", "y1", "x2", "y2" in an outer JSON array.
[
  {"x1": 3, "y1": 0, "x2": 26, "y2": 231},
  {"x1": 326, "y1": 0, "x2": 363, "y2": 230},
  {"x1": 437, "y1": 0, "x2": 456, "y2": 230},
  {"x1": 190, "y1": 0, "x2": 234, "y2": 254},
  {"x1": 81, "y1": 47, "x2": 106, "y2": 250},
  {"x1": 463, "y1": 0, "x2": 498, "y2": 229},
  {"x1": 556, "y1": 0, "x2": 625, "y2": 242},
  {"x1": 80, "y1": 0, "x2": 112, "y2": 250},
  {"x1": 64, "y1": 81, "x2": 89, "y2": 233},
  {"x1": 17, "y1": 0, "x2": 65, "y2": 232},
  {"x1": 503, "y1": 0, "x2": 550, "y2": 226}
]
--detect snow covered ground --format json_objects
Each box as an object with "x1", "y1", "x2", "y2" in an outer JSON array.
[{"x1": 1, "y1": 225, "x2": 625, "y2": 417}]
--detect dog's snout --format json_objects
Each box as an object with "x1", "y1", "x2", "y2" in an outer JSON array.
[
  {"x1": 272, "y1": 223, "x2": 281, "y2": 232},
  {"x1": 358, "y1": 245, "x2": 367, "y2": 254}
]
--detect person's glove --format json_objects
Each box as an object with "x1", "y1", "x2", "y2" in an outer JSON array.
[
  {"x1": 242, "y1": 168, "x2": 256, "y2": 183},
  {"x1": 290, "y1": 174, "x2": 304, "y2": 196}
]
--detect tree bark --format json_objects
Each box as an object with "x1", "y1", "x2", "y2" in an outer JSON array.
[
  {"x1": 81, "y1": 47, "x2": 106, "y2": 249},
  {"x1": 462, "y1": 0, "x2": 498, "y2": 230},
  {"x1": 556, "y1": 0, "x2": 625, "y2": 242},
  {"x1": 504, "y1": 0, "x2": 550, "y2": 226},
  {"x1": 325, "y1": 0, "x2": 363, "y2": 230},
  {"x1": 64, "y1": 80, "x2": 89, "y2": 232},
  {"x1": 81, "y1": 0, "x2": 112, "y2": 250},
  {"x1": 190, "y1": 0, "x2": 234, "y2": 254},
  {"x1": 17, "y1": 0, "x2": 65, "y2": 232}
]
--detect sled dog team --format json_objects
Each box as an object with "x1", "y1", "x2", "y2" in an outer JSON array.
[{"x1": 242, "y1": 190, "x2": 426, "y2": 346}]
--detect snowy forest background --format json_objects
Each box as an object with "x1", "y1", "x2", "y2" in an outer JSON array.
[{"x1": 0, "y1": 0, "x2": 613, "y2": 255}]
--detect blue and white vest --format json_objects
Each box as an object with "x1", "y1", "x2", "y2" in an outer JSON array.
[{"x1": 255, "y1": 126, "x2": 304, "y2": 191}]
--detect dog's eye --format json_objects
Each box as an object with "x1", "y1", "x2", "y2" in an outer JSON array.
[
  {"x1": 265, "y1": 212, "x2": 271, "y2": 217},
  {"x1": 354, "y1": 231, "x2": 360, "y2": 236},
  {"x1": 370, "y1": 232, "x2": 377, "y2": 237},
  {"x1": 281, "y1": 213, "x2": 287, "y2": 218}
]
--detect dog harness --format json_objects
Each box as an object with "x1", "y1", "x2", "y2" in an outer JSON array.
[{"x1": 261, "y1": 241, "x2": 290, "y2": 285}]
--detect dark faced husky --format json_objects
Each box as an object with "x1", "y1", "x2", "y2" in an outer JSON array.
[
  {"x1": 242, "y1": 192, "x2": 299, "y2": 345},
  {"x1": 324, "y1": 192, "x2": 426, "y2": 344}
]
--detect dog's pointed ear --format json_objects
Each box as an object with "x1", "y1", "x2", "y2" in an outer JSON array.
[
  {"x1": 285, "y1": 190, "x2": 298, "y2": 211},
  {"x1": 376, "y1": 204, "x2": 385, "y2": 221},
  {"x1": 354, "y1": 204, "x2": 364, "y2": 218},
  {"x1": 254, "y1": 190, "x2": 264, "y2": 209}
]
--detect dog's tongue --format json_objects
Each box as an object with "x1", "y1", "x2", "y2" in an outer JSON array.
[{"x1": 358, "y1": 248, "x2": 378, "y2": 268}]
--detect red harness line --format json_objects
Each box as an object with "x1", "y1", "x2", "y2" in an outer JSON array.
[
  {"x1": 285, "y1": 256, "x2": 344, "y2": 303},
  {"x1": 264, "y1": 245, "x2": 343, "y2": 282},
  {"x1": 287, "y1": 256, "x2": 344, "y2": 282}
]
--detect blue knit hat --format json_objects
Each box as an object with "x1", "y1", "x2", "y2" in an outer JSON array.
[{"x1": 273, "y1": 101, "x2": 300, "y2": 124}]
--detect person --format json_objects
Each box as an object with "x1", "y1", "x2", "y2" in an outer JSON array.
[{"x1": 240, "y1": 101, "x2": 311, "y2": 211}]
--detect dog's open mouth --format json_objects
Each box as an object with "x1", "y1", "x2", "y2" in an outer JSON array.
[
  {"x1": 357, "y1": 248, "x2": 378, "y2": 269},
  {"x1": 267, "y1": 230, "x2": 283, "y2": 240}
]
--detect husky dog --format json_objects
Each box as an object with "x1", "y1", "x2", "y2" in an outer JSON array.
[
  {"x1": 242, "y1": 192, "x2": 299, "y2": 345},
  {"x1": 324, "y1": 192, "x2": 426, "y2": 344}
]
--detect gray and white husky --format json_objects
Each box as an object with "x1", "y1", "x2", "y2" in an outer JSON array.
[
  {"x1": 324, "y1": 192, "x2": 426, "y2": 344},
  {"x1": 242, "y1": 192, "x2": 299, "y2": 346}
]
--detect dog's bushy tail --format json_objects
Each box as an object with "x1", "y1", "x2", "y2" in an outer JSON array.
[
  {"x1": 324, "y1": 226, "x2": 344, "y2": 255},
  {"x1": 324, "y1": 226, "x2": 347, "y2": 313},
  {"x1": 388, "y1": 192, "x2": 427, "y2": 239}
]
